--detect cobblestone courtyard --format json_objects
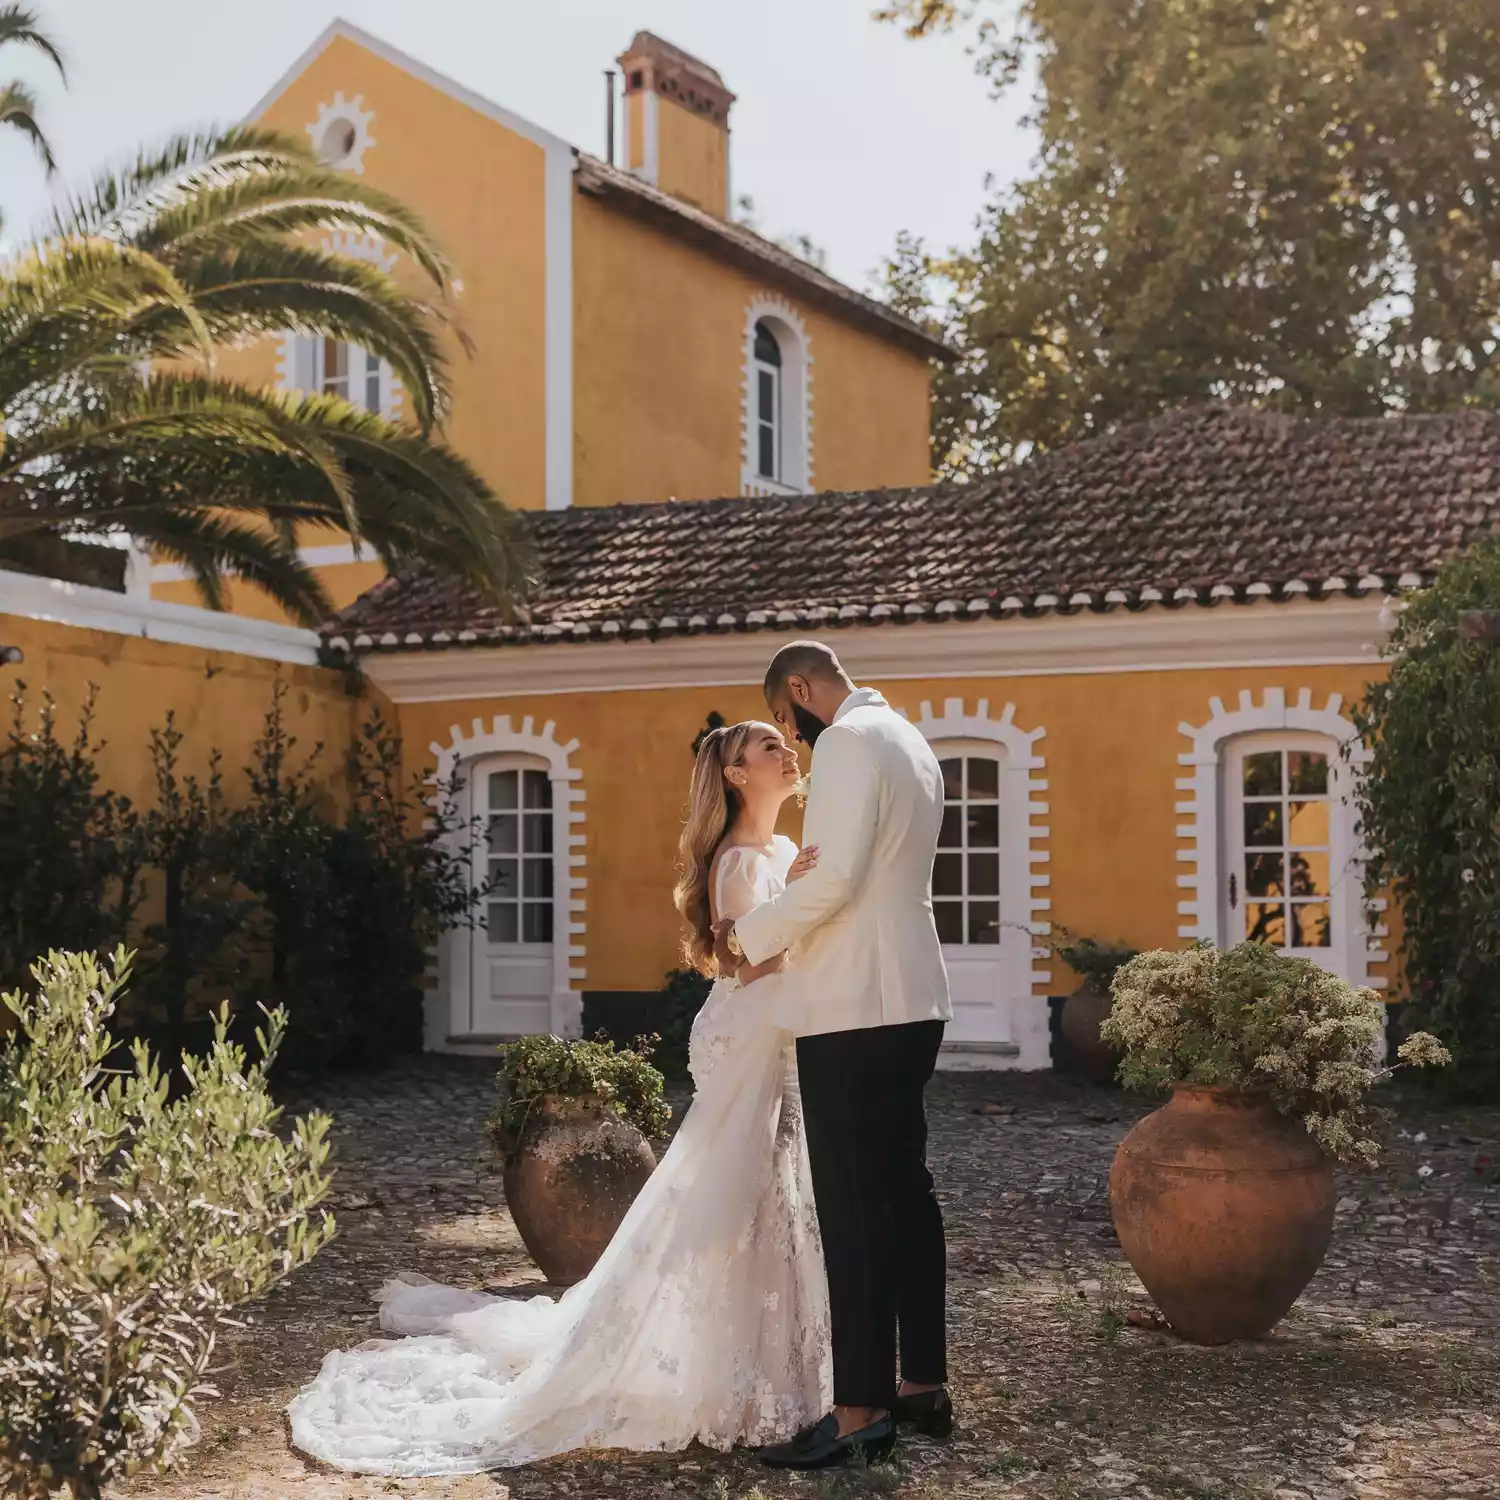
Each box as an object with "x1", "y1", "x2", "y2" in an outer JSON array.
[{"x1": 125, "y1": 1060, "x2": 1500, "y2": 1500}]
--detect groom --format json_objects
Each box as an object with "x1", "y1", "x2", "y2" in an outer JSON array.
[{"x1": 714, "y1": 641, "x2": 953, "y2": 1469}]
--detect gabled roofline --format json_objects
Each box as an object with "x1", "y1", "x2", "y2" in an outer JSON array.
[{"x1": 243, "y1": 16, "x2": 573, "y2": 156}]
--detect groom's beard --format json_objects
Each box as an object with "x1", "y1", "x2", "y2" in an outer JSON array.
[{"x1": 791, "y1": 701, "x2": 829, "y2": 747}]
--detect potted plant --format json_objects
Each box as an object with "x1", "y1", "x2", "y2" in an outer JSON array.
[
  {"x1": 490, "y1": 1034, "x2": 670, "y2": 1285},
  {"x1": 1101, "y1": 942, "x2": 1450, "y2": 1344},
  {"x1": 1054, "y1": 933, "x2": 1139, "y2": 1083}
]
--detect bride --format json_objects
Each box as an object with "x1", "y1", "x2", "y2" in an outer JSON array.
[{"x1": 288, "y1": 721, "x2": 831, "y2": 1474}]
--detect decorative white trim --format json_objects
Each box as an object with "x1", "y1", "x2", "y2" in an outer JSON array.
[
  {"x1": 0, "y1": 568, "x2": 320, "y2": 665},
  {"x1": 427, "y1": 715, "x2": 586, "y2": 1047},
  {"x1": 740, "y1": 295, "x2": 814, "y2": 496},
  {"x1": 306, "y1": 90, "x2": 376, "y2": 172},
  {"x1": 543, "y1": 145, "x2": 575, "y2": 511},
  {"x1": 324, "y1": 230, "x2": 398, "y2": 272},
  {"x1": 1176, "y1": 686, "x2": 1384, "y2": 987},
  {"x1": 904, "y1": 698, "x2": 1052, "y2": 1070},
  {"x1": 251, "y1": 19, "x2": 574, "y2": 510},
  {"x1": 360, "y1": 597, "x2": 1393, "y2": 705}
]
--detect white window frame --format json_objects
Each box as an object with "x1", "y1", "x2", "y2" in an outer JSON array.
[
  {"x1": 313, "y1": 337, "x2": 388, "y2": 416},
  {"x1": 740, "y1": 295, "x2": 813, "y2": 497},
  {"x1": 427, "y1": 715, "x2": 586, "y2": 1050},
  {"x1": 1177, "y1": 687, "x2": 1386, "y2": 988},
  {"x1": 751, "y1": 321, "x2": 783, "y2": 485}
]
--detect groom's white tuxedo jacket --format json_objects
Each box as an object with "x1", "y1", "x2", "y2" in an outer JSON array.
[{"x1": 735, "y1": 688, "x2": 953, "y2": 1037}]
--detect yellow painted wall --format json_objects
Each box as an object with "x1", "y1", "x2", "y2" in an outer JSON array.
[
  {"x1": 0, "y1": 614, "x2": 370, "y2": 814},
  {"x1": 395, "y1": 661, "x2": 1396, "y2": 998},
  {"x1": 655, "y1": 101, "x2": 728, "y2": 216},
  {"x1": 572, "y1": 195, "x2": 934, "y2": 507}
]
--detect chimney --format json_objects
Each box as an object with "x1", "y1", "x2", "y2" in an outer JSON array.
[{"x1": 617, "y1": 31, "x2": 735, "y2": 217}]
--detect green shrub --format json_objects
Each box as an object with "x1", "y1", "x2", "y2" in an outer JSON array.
[
  {"x1": 1052, "y1": 932, "x2": 1139, "y2": 989},
  {"x1": 0, "y1": 950, "x2": 333, "y2": 1500},
  {"x1": 490, "y1": 1033, "x2": 671, "y2": 1163},
  {"x1": 1103, "y1": 941, "x2": 1450, "y2": 1168},
  {"x1": 0, "y1": 686, "x2": 141, "y2": 991},
  {"x1": 1353, "y1": 540, "x2": 1500, "y2": 1098}
]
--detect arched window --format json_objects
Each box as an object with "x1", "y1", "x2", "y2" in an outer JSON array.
[
  {"x1": 741, "y1": 299, "x2": 812, "y2": 496},
  {"x1": 752, "y1": 320, "x2": 783, "y2": 483}
]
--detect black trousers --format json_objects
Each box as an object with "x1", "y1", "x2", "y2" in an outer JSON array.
[{"x1": 796, "y1": 1018, "x2": 947, "y2": 1409}]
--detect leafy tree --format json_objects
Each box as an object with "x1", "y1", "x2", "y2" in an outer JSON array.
[
  {"x1": 0, "y1": 685, "x2": 139, "y2": 990},
  {"x1": 0, "y1": 4, "x2": 64, "y2": 208},
  {"x1": 0, "y1": 950, "x2": 333, "y2": 1500},
  {"x1": 880, "y1": 0, "x2": 1500, "y2": 473},
  {"x1": 0, "y1": 127, "x2": 530, "y2": 622},
  {"x1": 1353, "y1": 543, "x2": 1500, "y2": 1100}
]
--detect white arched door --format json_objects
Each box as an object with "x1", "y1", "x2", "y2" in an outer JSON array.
[
  {"x1": 471, "y1": 757, "x2": 557, "y2": 1035},
  {"x1": 1219, "y1": 730, "x2": 1362, "y2": 981}
]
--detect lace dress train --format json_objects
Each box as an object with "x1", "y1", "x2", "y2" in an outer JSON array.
[{"x1": 288, "y1": 836, "x2": 830, "y2": 1474}]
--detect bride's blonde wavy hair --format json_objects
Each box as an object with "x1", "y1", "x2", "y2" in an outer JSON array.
[{"x1": 673, "y1": 721, "x2": 755, "y2": 974}]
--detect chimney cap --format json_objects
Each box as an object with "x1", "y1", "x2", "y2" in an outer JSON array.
[{"x1": 617, "y1": 31, "x2": 735, "y2": 124}]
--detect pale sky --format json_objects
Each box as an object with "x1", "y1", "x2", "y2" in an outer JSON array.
[{"x1": 0, "y1": 0, "x2": 1034, "y2": 292}]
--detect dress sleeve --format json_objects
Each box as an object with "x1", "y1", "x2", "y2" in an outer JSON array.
[{"x1": 713, "y1": 847, "x2": 772, "y2": 925}]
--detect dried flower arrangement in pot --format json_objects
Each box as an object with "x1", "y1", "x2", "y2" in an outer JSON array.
[
  {"x1": 490, "y1": 1034, "x2": 668, "y2": 1285},
  {"x1": 1101, "y1": 941, "x2": 1449, "y2": 1344}
]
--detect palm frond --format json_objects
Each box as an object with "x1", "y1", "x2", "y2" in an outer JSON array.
[
  {"x1": 0, "y1": 5, "x2": 65, "y2": 77},
  {"x1": 0, "y1": 79, "x2": 54, "y2": 172}
]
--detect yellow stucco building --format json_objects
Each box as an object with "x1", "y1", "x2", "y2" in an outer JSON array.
[
  {"x1": 147, "y1": 22, "x2": 944, "y2": 622},
  {"x1": 6, "y1": 404, "x2": 1491, "y2": 1066}
]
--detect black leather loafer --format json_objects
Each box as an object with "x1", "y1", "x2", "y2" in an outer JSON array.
[
  {"x1": 759, "y1": 1411, "x2": 897, "y2": 1470},
  {"x1": 891, "y1": 1387, "x2": 953, "y2": 1438}
]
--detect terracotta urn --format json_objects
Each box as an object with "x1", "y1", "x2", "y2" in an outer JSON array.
[
  {"x1": 502, "y1": 1097, "x2": 657, "y2": 1285},
  {"x1": 1059, "y1": 979, "x2": 1119, "y2": 1083},
  {"x1": 1108, "y1": 1084, "x2": 1335, "y2": 1344}
]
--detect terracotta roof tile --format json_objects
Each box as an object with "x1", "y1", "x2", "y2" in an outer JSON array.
[{"x1": 326, "y1": 407, "x2": 1500, "y2": 652}]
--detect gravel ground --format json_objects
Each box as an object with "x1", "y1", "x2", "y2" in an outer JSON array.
[{"x1": 120, "y1": 1059, "x2": 1500, "y2": 1500}]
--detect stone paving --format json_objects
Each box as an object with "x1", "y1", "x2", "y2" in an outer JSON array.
[{"x1": 122, "y1": 1059, "x2": 1500, "y2": 1500}]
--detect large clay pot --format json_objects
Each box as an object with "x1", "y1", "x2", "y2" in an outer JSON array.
[
  {"x1": 1109, "y1": 1084, "x2": 1335, "y2": 1344},
  {"x1": 502, "y1": 1097, "x2": 657, "y2": 1285},
  {"x1": 1059, "y1": 979, "x2": 1119, "y2": 1083}
]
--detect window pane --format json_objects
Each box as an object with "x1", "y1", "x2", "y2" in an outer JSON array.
[
  {"x1": 1288, "y1": 851, "x2": 1330, "y2": 897},
  {"x1": 489, "y1": 770, "x2": 518, "y2": 810},
  {"x1": 967, "y1": 805, "x2": 999, "y2": 849},
  {"x1": 1244, "y1": 852, "x2": 1284, "y2": 896},
  {"x1": 523, "y1": 903, "x2": 555, "y2": 944},
  {"x1": 524, "y1": 859, "x2": 554, "y2": 899},
  {"x1": 1288, "y1": 752, "x2": 1329, "y2": 795},
  {"x1": 1287, "y1": 800, "x2": 1329, "y2": 847},
  {"x1": 754, "y1": 321, "x2": 782, "y2": 367},
  {"x1": 1245, "y1": 902, "x2": 1286, "y2": 946},
  {"x1": 933, "y1": 852, "x2": 963, "y2": 897},
  {"x1": 487, "y1": 902, "x2": 518, "y2": 943},
  {"x1": 1244, "y1": 803, "x2": 1283, "y2": 847},
  {"x1": 364, "y1": 353, "x2": 381, "y2": 413},
  {"x1": 968, "y1": 852, "x2": 1000, "y2": 896},
  {"x1": 967, "y1": 901, "x2": 1001, "y2": 945},
  {"x1": 939, "y1": 805, "x2": 963, "y2": 850},
  {"x1": 758, "y1": 420, "x2": 775, "y2": 480},
  {"x1": 321, "y1": 337, "x2": 348, "y2": 395},
  {"x1": 1242, "y1": 751, "x2": 1283, "y2": 796},
  {"x1": 489, "y1": 859, "x2": 519, "y2": 899},
  {"x1": 524, "y1": 812, "x2": 553, "y2": 854},
  {"x1": 523, "y1": 772, "x2": 553, "y2": 809},
  {"x1": 934, "y1": 901, "x2": 963, "y2": 944},
  {"x1": 967, "y1": 757, "x2": 1000, "y2": 801},
  {"x1": 758, "y1": 368, "x2": 776, "y2": 422},
  {"x1": 1291, "y1": 902, "x2": 1332, "y2": 948},
  {"x1": 940, "y1": 758, "x2": 963, "y2": 800},
  {"x1": 488, "y1": 813, "x2": 518, "y2": 854}
]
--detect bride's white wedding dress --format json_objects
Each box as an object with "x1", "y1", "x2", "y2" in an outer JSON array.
[{"x1": 288, "y1": 835, "x2": 831, "y2": 1475}]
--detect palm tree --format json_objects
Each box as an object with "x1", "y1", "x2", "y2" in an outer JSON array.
[
  {"x1": 0, "y1": 128, "x2": 530, "y2": 624},
  {"x1": 0, "y1": 5, "x2": 64, "y2": 210}
]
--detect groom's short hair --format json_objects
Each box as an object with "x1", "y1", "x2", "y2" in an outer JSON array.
[{"x1": 764, "y1": 640, "x2": 849, "y2": 699}]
